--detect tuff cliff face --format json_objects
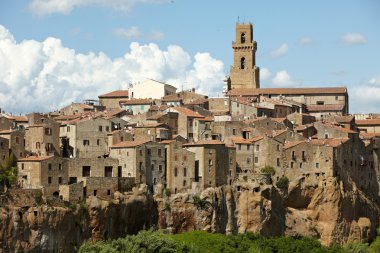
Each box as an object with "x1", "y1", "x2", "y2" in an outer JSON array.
[
  {"x1": 0, "y1": 177, "x2": 379, "y2": 252},
  {"x1": 157, "y1": 176, "x2": 379, "y2": 246}
]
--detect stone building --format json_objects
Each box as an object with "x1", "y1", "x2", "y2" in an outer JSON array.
[
  {"x1": 211, "y1": 120, "x2": 246, "y2": 142},
  {"x1": 129, "y1": 79, "x2": 177, "y2": 99},
  {"x1": 287, "y1": 112, "x2": 316, "y2": 126},
  {"x1": 57, "y1": 102, "x2": 95, "y2": 115},
  {"x1": 98, "y1": 90, "x2": 129, "y2": 109},
  {"x1": 227, "y1": 23, "x2": 260, "y2": 90},
  {"x1": 133, "y1": 123, "x2": 172, "y2": 142},
  {"x1": 356, "y1": 119, "x2": 380, "y2": 134},
  {"x1": 168, "y1": 107, "x2": 205, "y2": 141},
  {"x1": 0, "y1": 129, "x2": 25, "y2": 159},
  {"x1": 25, "y1": 119, "x2": 60, "y2": 156},
  {"x1": 60, "y1": 117, "x2": 112, "y2": 158},
  {"x1": 250, "y1": 135, "x2": 283, "y2": 174},
  {"x1": 119, "y1": 99, "x2": 153, "y2": 115},
  {"x1": 109, "y1": 140, "x2": 166, "y2": 189},
  {"x1": 230, "y1": 137, "x2": 254, "y2": 174},
  {"x1": 146, "y1": 112, "x2": 179, "y2": 135},
  {"x1": 183, "y1": 140, "x2": 234, "y2": 189},
  {"x1": 161, "y1": 140, "x2": 196, "y2": 193},
  {"x1": 0, "y1": 137, "x2": 9, "y2": 164},
  {"x1": 17, "y1": 156, "x2": 69, "y2": 196},
  {"x1": 107, "y1": 129, "x2": 134, "y2": 149},
  {"x1": 313, "y1": 122, "x2": 358, "y2": 139}
]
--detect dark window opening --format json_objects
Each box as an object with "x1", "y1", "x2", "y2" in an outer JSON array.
[{"x1": 240, "y1": 57, "x2": 246, "y2": 69}]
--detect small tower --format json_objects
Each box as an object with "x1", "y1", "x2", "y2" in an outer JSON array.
[{"x1": 229, "y1": 23, "x2": 260, "y2": 90}]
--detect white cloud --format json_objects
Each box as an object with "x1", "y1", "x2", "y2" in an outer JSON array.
[
  {"x1": 260, "y1": 68, "x2": 271, "y2": 80},
  {"x1": 29, "y1": 0, "x2": 170, "y2": 16},
  {"x1": 341, "y1": 33, "x2": 367, "y2": 45},
  {"x1": 349, "y1": 75, "x2": 380, "y2": 113},
  {"x1": 115, "y1": 27, "x2": 164, "y2": 41},
  {"x1": 271, "y1": 70, "x2": 296, "y2": 86},
  {"x1": 299, "y1": 36, "x2": 313, "y2": 45},
  {"x1": 0, "y1": 25, "x2": 225, "y2": 114},
  {"x1": 369, "y1": 75, "x2": 380, "y2": 86},
  {"x1": 115, "y1": 27, "x2": 143, "y2": 40},
  {"x1": 270, "y1": 43, "x2": 288, "y2": 58}
]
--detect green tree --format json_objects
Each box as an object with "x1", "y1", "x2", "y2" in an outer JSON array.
[
  {"x1": 0, "y1": 153, "x2": 18, "y2": 189},
  {"x1": 260, "y1": 166, "x2": 276, "y2": 175},
  {"x1": 276, "y1": 176, "x2": 289, "y2": 189}
]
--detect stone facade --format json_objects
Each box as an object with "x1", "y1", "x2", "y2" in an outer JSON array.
[
  {"x1": 129, "y1": 79, "x2": 177, "y2": 100},
  {"x1": 25, "y1": 119, "x2": 60, "y2": 156},
  {"x1": 0, "y1": 137, "x2": 9, "y2": 164},
  {"x1": 0, "y1": 130, "x2": 25, "y2": 159},
  {"x1": 229, "y1": 23, "x2": 260, "y2": 90},
  {"x1": 17, "y1": 156, "x2": 69, "y2": 196}
]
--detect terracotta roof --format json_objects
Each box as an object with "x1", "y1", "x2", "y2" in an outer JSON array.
[
  {"x1": 172, "y1": 107, "x2": 204, "y2": 118},
  {"x1": 197, "y1": 117, "x2": 213, "y2": 122},
  {"x1": 325, "y1": 124, "x2": 357, "y2": 134},
  {"x1": 255, "y1": 105, "x2": 272, "y2": 110},
  {"x1": 55, "y1": 114, "x2": 82, "y2": 121},
  {"x1": 185, "y1": 98, "x2": 209, "y2": 105},
  {"x1": 360, "y1": 133, "x2": 380, "y2": 139},
  {"x1": 231, "y1": 97, "x2": 253, "y2": 106},
  {"x1": 310, "y1": 138, "x2": 349, "y2": 148},
  {"x1": 212, "y1": 110, "x2": 230, "y2": 116},
  {"x1": 334, "y1": 116, "x2": 354, "y2": 123},
  {"x1": 356, "y1": 119, "x2": 380, "y2": 126},
  {"x1": 183, "y1": 140, "x2": 225, "y2": 146},
  {"x1": 105, "y1": 109, "x2": 125, "y2": 117},
  {"x1": 227, "y1": 87, "x2": 347, "y2": 96},
  {"x1": 230, "y1": 137, "x2": 252, "y2": 144},
  {"x1": 110, "y1": 140, "x2": 150, "y2": 148},
  {"x1": 261, "y1": 98, "x2": 292, "y2": 107},
  {"x1": 284, "y1": 141, "x2": 305, "y2": 149},
  {"x1": 147, "y1": 113, "x2": 166, "y2": 120},
  {"x1": 272, "y1": 129, "x2": 288, "y2": 137},
  {"x1": 18, "y1": 156, "x2": 53, "y2": 162},
  {"x1": 249, "y1": 136, "x2": 264, "y2": 142},
  {"x1": 98, "y1": 90, "x2": 129, "y2": 98},
  {"x1": 11, "y1": 116, "x2": 28, "y2": 122},
  {"x1": 119, "y1": 99, "x2": 152, "y2": 105},
  {"x1": 242, "y1": 127, "x2": 256, "y2": 132},
  {"x1": 149, "y1": 105, "x2": 169, "y2": 111},
  {"x1": 306, "y1": 104, "x2": 345, "y2": 112},
  {"x1": 28, "y1": 123, "x2": 47, "y2": 128},
  {"x1": 160, "y1": 140, "x2": 176, "y2": 144},
  {"x1": 0, "y1": 130, "x2": 12, "y2": 134},
  {"x1": 272, "y1": 118, "x2": 286, "y2": 123},
  {"x1": 294, "y1": 124, "x2": 314, "y2": 131}
]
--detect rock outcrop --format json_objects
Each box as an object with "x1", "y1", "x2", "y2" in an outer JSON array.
[{"x1": 0, "y1": 176, "x2": 379, "y2": 252}]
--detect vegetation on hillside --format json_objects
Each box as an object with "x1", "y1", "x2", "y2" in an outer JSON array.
[
  {"x1": 78, "y1": 228, "x2": 380, "y2": 253},
  {"x1": 0, "y1": 153, "x2": 17, "y2": 189}
]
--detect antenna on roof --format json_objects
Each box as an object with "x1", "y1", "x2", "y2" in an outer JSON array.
[{"x1": 237, "y1": 16, "x2": 240, "y2": 24}]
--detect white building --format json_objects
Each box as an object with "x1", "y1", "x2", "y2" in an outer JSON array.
[{"x1": 129, "y1": 79, "x2": 177, "y2": 99}]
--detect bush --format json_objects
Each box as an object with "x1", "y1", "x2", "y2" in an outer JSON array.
[
  {"x1": 193, "y1": 195, "x2": 211, "y2": 210},
  {"x1": 164, "y1": 188, "x2": 171, "y2": 197},
  {"x1": 260, "y1": 166, "x2": 276, "y2": 175},
  {"x1": 276, "y1": 176, "x2": 289, "y2": 189}
]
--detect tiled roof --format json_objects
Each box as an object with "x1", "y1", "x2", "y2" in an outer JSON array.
[
  {"x1": 212, "y1": 110, "x2": 230, "y2": 116},
  {"x1": 230, "y1": 137, "x2": 252, "y2": 144},
  {"x1": 249, "y1": 136, "x2": 264, "y2": 142},
  {"x1": 183, "y1": 140, "x2": 225, "y2": 146},
  {"x1": 172, "y1": 107, "x2": 204, "y2": 118},
  {"x1": 0, "y1": 130, "x2": 12, "y2": 134},
  {"x1": 18, "y1": 156, "x2": 53, "y2": 162},
  {"x1": 356, "y1": 119, "x2": 380, "y2": 126},
  {"x1": 325, "y1": 124, "x2": 357, "y2": 134},
  {"x1": 110, "y1": 140, "x2": 150, "y2": 148},
  {"x1": 283, "y1": 141, "x2": 305, "y2": 149},
  {"x1": 334, "y1": 116, "x2": 354, "y2": 123},
  {"x1": 160, "y1": 140, "x2": 176, "y2": 144},
  {"x1": 227, "y1": 87, "x2": 347, "y2": 96},
  {"x1": 55, "y1": 114, "x2": 82, "y2": 121},
  {"x1": 306, "y1": 104, "x2": 345, "y2": 112},
  {"x1": 147, "y1": 113, "x2": 166, "y2": 120},
  {"x1": 98, "y1": 90, "x2": 129, "y2": 98},
  {"x1": 197, "y1": 117, "x2": 213, "y2": 122},
  {"x1": 11, "y1": 116, "x2": 28, "y2": 122},
  {"x1": 185, "y1": 98, "x2": 209, "y2": 105},
  {"x1": 149, "y1": 105, "x2": 169, "y2": 111},
  {"x1": 230, "y1": 97, "x2": 253, "y2": 106},
  {"x1": 271, "y1": 118, "x2": 286, "y2": 123},
  {"x1": 310, "y1": 138, "x2": 349, "y2": 148},
  {"x1": 294, "y1": 124, "x2": 314, "y2": 131},
  {"x1": 119, "y1": 99, "x2": 153, "y2": 105}
]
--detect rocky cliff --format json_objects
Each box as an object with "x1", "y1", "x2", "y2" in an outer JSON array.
[{"x1": 0, "y1": 176, "x2": 379, "y2": 252}]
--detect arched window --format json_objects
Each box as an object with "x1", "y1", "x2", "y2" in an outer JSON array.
[
  {"x1": 241, "y1": 33, "x2": 246, "y2": 43},
  {"x1": 240, "y1": 57, "x2": 246, "y2": 69}
]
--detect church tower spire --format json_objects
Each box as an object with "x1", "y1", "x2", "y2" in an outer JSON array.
[{"x1": 229, "y1": 22, "x2": 260, "y2": 90}]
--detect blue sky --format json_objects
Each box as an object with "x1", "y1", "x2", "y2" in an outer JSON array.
[{"x1": 0, "y1": 0, "x2": 379, "y2": 114}]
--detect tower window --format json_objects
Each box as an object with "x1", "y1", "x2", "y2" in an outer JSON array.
[
  {"x1": 241, "y1": 33, "x2": 246, "y2": 43},
  {"x1": 240, "y1": 57, "x2": 246, "y2": 69}
]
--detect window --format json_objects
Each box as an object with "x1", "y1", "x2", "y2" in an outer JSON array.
[
  {"x1": 59, "y1": 164, "x2": 62, "y2": 170},
  {"x1": 325, "y1": 133, "x2": 329, "y2": 139},
  {"x1": 183, "y1": 180, "x2": 187, "y2": 187},
  {"x1": 82, "y1": 166, "x2": 91, "y2": 177},
  {"x1": 106, "y1": 126, "x2": 110, "y2": 132},
  {"x1": 45, "y1": 128, "x2": 52, "y2": 135},
  {"x1": 159, "y1": 165, "x2": 163, "y2": 172},
  {"x1": 316, "y1": 163, "x2": 320, "y2": 169},
  {"x1": 335, "y1": 96, "x2": 338, "y2": 101},
  {"x1": 67, "y1": 126, "x2": 70, "y2": 132},
  {"x1": 209, "y1": 149, "x2": 213, "y2": 154},
  {"x1": 15, "y1": 137, "x2": 19, "y2": 144},
  {"x1": 240, "y1": 57, "x2": 246, "y2": 69},
  {"x1": 184, "y1": 155, "x2": 187, "y2": 161},
  {"x1": 151, "y1": 164, "x2": 154, "y2": 171},
  {"x1": 241, "y1": 33, "x2": 246, "y2": 43},
  {"x1": 48, "y1": 163, "x2": 52, "y2": 170},
  {"x1": 105, "y1": 166, "x2": 113, "y2": 177},
  {"x1": 183, "y1": 167, "x2": 187, "y2": 177},
  {"x1": 118, "y1": 166, "x2": 122, "y2": 177},
  {"x1": 139, "y1": 162, "x2": 143, "y2": 171},
  {"x1": 93, "y1": 190, "x2": 97, "y2": 196},
  {"x1": 98, "y1": 126, "x2": 102, "y2": 132},
  {"x1": 247, "y1": 158, "x2": 250, "y2": 164},
  {"x1": 83, "y1": 140, "x2": 90, "y2": 146},
  {"x1": 158, "y1": 149, "x2": 162, "y2": 157},
  {"x1": 277, "y1": 144, "x2": 280, "y2": 151},
  {"x1": 247, "y1": 145, "x2": 251, "y2": 151},
  {"x1": 48, "y1": 177, "x2": 52, "y2": 184},
  {"x1": 36, "y1": 142, "x2": 40, "y2": 149},
  {"x1": 209, "y1": 159, "x2": 213, "y2": 166},
  {"x1": 174, "y1": 167, "x2": 178, "y2": 177},
  {"x1": 107, "y1": 190, "x2": 111, "y2": 195},
  {"x1": 256, "y1": 145, "x2": 259, "y2": 151},
  {"x1": 174, "y1": 155, "x2": 178, "y2": 161},
  {"x1": 292, "y1": 151, "x2": 296, "y2": 160},
  {"x1": 21, "y1": 163, "x2": 24, "y2": 170},
  {"x1": 317, "y1": 101, "x2": 324, "y2": 105},
  {"x1": 290, "y1": 162, "x2": 294, "y2": 168},
  {"x1": 58, "y1": 177, "x2": 62, "y2": 184},
  {"x1": 147, "y1": 149, "x2": 151, "y2": 155},
  {"x1": 254, "y1": 157, "x2": 258, "y2": 163},
  {"x1": 238, "y1": 144, "x2": 241, "y2": 150},
  {"x1": 97, "y1": 139, "x2": 100, "y2": 146},
  {"x1": 277, "y1": 158, "x2": 280, "y2": 167},
  {"x1": 300, "y1": 163, "x2": 303, "y2": 168},
  {"x1": 302, "y1": 151, "x2": 306, "y2": 160},
  {"x1": 139, "y1": 149, "x2": 143, "y2": 156},
  {"x1": 232, "y1": 128, "x2": 236, "y2": 135}
]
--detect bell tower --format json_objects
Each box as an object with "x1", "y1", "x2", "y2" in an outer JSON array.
[{"x1": 229, "y1": 23, "x2": 260, "y2": 90}]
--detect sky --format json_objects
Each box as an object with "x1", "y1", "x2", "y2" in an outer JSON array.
[{"x1": 0, "y1": 0, "x2": 379, "y2": 114}]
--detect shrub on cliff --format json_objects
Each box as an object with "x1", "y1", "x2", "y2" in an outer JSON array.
[
  {"x1": 276, "y1": 176, "x2": 289, "y2": 189},
  {"x1": 260, "y1": 166, "x2": 276, "y2": 175},
  {"x1": 0, "y1": 153, "x2": 17, "y2": 188}
]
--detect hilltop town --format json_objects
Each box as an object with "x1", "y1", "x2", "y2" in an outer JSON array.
[{"x1": 0, "y1": 23, "x2": 379, "y2": 251}]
